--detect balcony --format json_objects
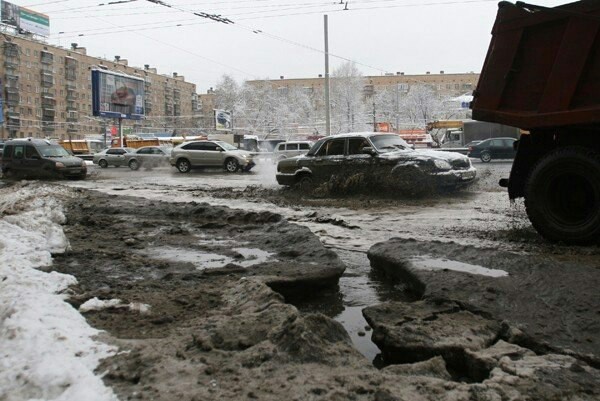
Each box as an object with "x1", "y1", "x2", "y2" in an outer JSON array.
[
  {"x1": 41, "y1": 51, "x2": 54, "y2": 64},
  {"x1": 66, "y1": 91, "x2": 76, "y2": 101},
  {"x1": 67, "y1": 111, "x2": 78, "y2": 122},
  {"x1": 41, "y1": 72, "x2": 54, "y2": 88},
  {"x1": 43, "y1": 108, "x2": 56, "y2": 118},
  {"x1": 4, "y1": 58, "x2": 19, "y2": 69},
  {"x1": 65, "y1": 69, "x2": 76, "y2": 81},
  {"x1": 67, "y1": 101, "x2": 77, "y2": 111},
  {"x1": 42, "y1": 123, "x2": 55, "y2": 133},
  {"x1": 67, "y1": 124, "x2": 78, "y2": 133},
  {"x1": 66, "y1": 83, "x2": 77, "y2": 91},
  {"x1": 65, "y1": 57, "x2": 77, "y2": 68},
  {"x1": 7, "y1": 114, "x2": 20, "y2": 128},
  {"x1": 3, "y1": 44, "x2": 19, "y2": 57},
  {"x1": 5, "y1": 93, "x2": 20, "y2": 106},
  {"x1": 174, "y1": 104, "x2": 181, "y2": 116},
  {"x1": 42, "y1": 97, "x2": 56, "y2": 108},
  {"x1": 164, "y1": 104, "x2": 174, "y2": 114}
]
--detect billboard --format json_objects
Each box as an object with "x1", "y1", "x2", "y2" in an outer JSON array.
[
  {"x1": 214, "y1": 109, "x2": 232, "y2": 131},
  {"x1": 0, "y1": 1, "x2": 50, "y2": 37},
  {"x1": 92, "y1": 69, "x2": 145, "y2": 120}
]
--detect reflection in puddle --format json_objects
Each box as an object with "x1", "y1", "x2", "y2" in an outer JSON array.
[
  {"x1": 334, "y1": 306, "x2": 380, "y2": 363},
  {"x1": 143, "y1": 246, "x2": 276, "y2": 269},
  {"x1": 409, "y1": 256, "x2": 508, "y2": 277}
]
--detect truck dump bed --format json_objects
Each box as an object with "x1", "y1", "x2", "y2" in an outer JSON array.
[{"x1": 471, "y1": 0, "x2": 600, "y2": 130}]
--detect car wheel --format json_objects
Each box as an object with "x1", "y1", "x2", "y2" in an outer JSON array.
[
  {"x1": 129, "y1": 159, "x2": 140, "y2": 171},
  {"x1": 98, "y1": 159, "x2": 108, "y2": 168},
  {"x1": 296, "y1": 175, "x2": 314, "y2": 192},
  {"x1": 525, "y1": 147, "x2": 600, "y2": 244},
  {"x1": 225, "y1": 158, "x2": 239, "y2": 173},
  {"x1": 176, "y1": 159, "x2": 191, "y2": 173},
  {"x1": 480, "y1": 151, "x2": 492, "y2": 163}
]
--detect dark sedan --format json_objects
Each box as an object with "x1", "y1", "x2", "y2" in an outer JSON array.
[
  {"x1": 276, "y1": 133, "x2": 476, "y2": 192},
  {"x1": 467, "y1": 137, "x2": 517, "y2": 162}
]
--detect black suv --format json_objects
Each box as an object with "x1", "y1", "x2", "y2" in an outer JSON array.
[
  {"x1": 276, "y1": 133, "x2": 476, "y2": 191},
  {"x1": 1, "y1": 138, "x2": 87, "y2": 179}
]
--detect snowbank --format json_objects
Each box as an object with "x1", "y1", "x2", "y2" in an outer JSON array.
[{"x1": 0, "y1": 183, "x2": 117, "y2": 401}]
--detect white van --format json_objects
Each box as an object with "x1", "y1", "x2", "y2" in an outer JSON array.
[{"x1": 273, "y1": 141, "x2": 313, "y2": 162}]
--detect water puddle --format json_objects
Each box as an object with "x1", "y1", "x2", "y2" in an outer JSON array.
[
  {"x1": 409, "y1": 256, "x2": 508, "y2": 277},
  {"x1": 143, "y1": 246, "x2": 276, "y2": 269}
]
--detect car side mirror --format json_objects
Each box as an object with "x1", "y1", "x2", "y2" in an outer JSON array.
[{"x1": 361, "y1": 146, "x2": 376, "y2": 155}]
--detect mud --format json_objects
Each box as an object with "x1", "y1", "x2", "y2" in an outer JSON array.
[
  {"x1": 367, "y1": 238, "x2": 600, "y2": 368},
  {"x1": 11, "y1": 160, "x2": 597, "y2": 400}
]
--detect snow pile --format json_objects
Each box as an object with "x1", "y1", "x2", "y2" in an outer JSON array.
[
  {"x1": 0, "y1": 183, "x2": 118, "y2": 401},
  {"x1": 79, "y1": 297, "x2": 151, "y2": 314}
]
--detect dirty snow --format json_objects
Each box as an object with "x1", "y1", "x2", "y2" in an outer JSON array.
[{"x1": 0, "y1": 183, "x2": 118, "y2": 401}]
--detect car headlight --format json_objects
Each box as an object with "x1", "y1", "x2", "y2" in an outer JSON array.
[
  {"x1": 55, "y1": 162, "x2": 65, "y2": 168},
  {"x1": 433, "y1": 159, "x2": 452, "y2": 170}
]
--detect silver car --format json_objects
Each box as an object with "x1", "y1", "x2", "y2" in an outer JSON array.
[
  {"x1": 273, "y1": 141, "x2": 313, "y2": 163},
  {"x1": 93, "y1": 147, "x2": 134, "y2": 168},
  {"x1": 170, "y1": 140, "x2": 255, "y2": 173},
  {"x1": 126, "y1": 146, "x2": 171, "y2": 170}
]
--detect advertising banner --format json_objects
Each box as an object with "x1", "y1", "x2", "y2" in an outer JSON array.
[
  {"x1": 0, "y1": 1, "x2": 50, "y2": 37},
  {"x1": 92, "y1": 69, "x2": 145, "y2": 120},
  {"x1": 214, "y1": 109, "x2": 232, "y2": 131}
]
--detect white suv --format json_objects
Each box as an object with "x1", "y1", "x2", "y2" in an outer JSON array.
[
  {"x1": 170, "y1": 140, "x2": 255, "y2": 173},
  {"x1": 273, "y1": 141, "x2": 313, "y2": 162}
]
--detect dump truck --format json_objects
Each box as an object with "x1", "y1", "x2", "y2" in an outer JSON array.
[
  {"x1": 471, "y1": 0, "x2": 600, "y2": 244},
  {"x1": 59, "y1": 139, "x2": 105, "y2": 160}
]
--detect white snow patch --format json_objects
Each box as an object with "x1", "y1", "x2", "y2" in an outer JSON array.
[
  {"x1": 79, "y1": 297, "x2": 151, "y2": 314},
  {"x1": 79, "y1": 298, "x2": 124, "y2": 313},
  {"x1": 0, "y1": 183, "x2": 118, "y2": 401}
]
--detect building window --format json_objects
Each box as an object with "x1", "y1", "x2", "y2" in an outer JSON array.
[{"x1": 26, "y1": 48, "x2": 30, "y2": 56}]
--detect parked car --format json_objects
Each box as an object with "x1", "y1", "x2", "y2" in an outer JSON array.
[
  {"x1": 465, "y1": 140, "x2": 482, "y2": 148},
  {"x1": 170, "y1": 140, "x2": 255, "y2": 173},
  {"x1": 273, "y1": 141, "x2": 313, "y2": 163},
  {"x1": 126, "y1": 146, "x2": 171, "y2": 170},
  {"x1": 1, "y1": 138, "x2": 87, "y2": 180},
  {"x1": 467, "y1": 137, "x2": 517, "y2": 162},
  {"x1": 93, "y1": 147, "x2": 135, "y2": 168},
  {"x1": 276, "y1": 133, "x2": 476, "y2": 191}
]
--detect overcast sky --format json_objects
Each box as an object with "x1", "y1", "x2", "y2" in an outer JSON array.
[{"x1": 15, "y1": 0, "x2": 566, "y2": 93}]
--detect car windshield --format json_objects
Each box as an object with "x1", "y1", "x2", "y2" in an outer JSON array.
[
  {"x1": 370, "y1": 135, "x2": 410, "y2": 153},
  {"x1": 307, "y1": 138, "x2": 327, "y2": 156},
  {"x1": 216, "y1": 141, "x2": 238, "y2": 151},
  {"x1": 38, "y1": 145, "x2": 71, "y2": 157}
]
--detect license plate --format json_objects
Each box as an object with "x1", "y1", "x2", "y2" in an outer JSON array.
[{"x1": 461, "y1": 171, "x2": 475, "y2": 180}]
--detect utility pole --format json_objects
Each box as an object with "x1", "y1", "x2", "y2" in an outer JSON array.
[
  {"x1": 324, "y1": 15, "x2": 331, "y2": 136},
  {"x1": 373, "y1": 97, "x2": 376, "y2": 132},
  {"x1": 396, "y1": 83, "x2": 400, "y2": 133}
]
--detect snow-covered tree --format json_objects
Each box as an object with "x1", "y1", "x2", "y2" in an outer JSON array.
[
  {"x1": 401, "y1": 85, "x2": 443, "y2": 125},
  {"x1": 214, "y1": 74, "x2": 242, "y2": 113},
  {"x1": 330, "y1": 62, "x2": 369, "y2": 133}
]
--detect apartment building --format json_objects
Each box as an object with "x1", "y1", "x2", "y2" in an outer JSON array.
[
  {"x1": 246, "y1": 71, "x2": 479, "y2": 98},
  {"x1": 1, "y1": 33, "x2": 201, "y2": 140}
]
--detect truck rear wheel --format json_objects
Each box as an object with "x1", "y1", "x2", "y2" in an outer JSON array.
[{"x1": 525, "y1": 147, "x2": 600, "y2": 244}]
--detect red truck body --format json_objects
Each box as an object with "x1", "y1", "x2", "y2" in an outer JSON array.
[
  {"x1": 472, "y1": 0, "x2": 600, "y2": 129},
  {"x1": 472, "y1": 1, "x2": 600, "y2": 244}
]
